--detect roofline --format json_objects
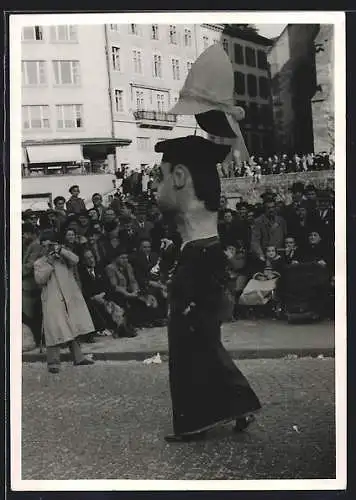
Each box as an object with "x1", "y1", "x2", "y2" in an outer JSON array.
[{"x1": 222, "y1": 25, "x2": 274, "y2": 46}]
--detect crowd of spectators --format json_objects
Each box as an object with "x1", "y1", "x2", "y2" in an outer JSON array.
[
  {"x1": 218, "y1": 152, "x2": 335, "y2": 179},
  {"x1": 22, "y1": 177, "x2": 335, "y2": 361}
]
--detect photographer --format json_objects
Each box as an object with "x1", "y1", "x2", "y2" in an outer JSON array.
[{"x1": 34, "y1": 230, "x2": 95, "y2": 373}]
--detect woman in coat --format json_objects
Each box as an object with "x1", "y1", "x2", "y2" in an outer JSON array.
[{"x1": 34, "y1": 230, "x2": 95, "y2": 373}]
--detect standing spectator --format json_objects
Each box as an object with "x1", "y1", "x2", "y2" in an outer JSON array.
[
  {"x1": 250, "y1": 198, "x2": 287, "y2": 264},
  {"x1": 33, "y1": 230, "x2": 95, "y2": 373},
  {"x1": 22, "y1": 223, "x2": 44, "y2": 346},
  {"x1": 66, "y1": 185, "x2": 86, "y2": 214},
  {"x1": 92, "y1": 193, "x2": 107, "y2": 221},
  {"x1": 53, "y1": 196, "x2": 68, "y2": 231},
  {"x1": 76, "y1": 210, "x2": 91, "y2": 242},
  {"x1": 23, "y1": 210, "x2": 39, "y2": 232}
]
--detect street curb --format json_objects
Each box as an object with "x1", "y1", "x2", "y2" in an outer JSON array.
[{"x1": 22, "y1": 347, "x2": 335, "y2": 363}]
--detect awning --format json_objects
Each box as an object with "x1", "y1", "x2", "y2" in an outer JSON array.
[{"x1": 26, "y1": 144, "x2": 83, "y2": 164}]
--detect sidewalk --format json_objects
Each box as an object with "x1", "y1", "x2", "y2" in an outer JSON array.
[{"x1": 23, "y1": 319, "x2": 335, "y2": 362}]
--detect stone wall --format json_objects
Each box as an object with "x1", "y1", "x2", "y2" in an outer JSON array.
[{"x1": 221, "y1": 171, "x2": 334, "y2": 205}]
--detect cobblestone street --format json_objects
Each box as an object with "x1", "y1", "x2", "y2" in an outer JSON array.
[{"x1": 22, "y1": 358, "x2": 335, "y2": 480}]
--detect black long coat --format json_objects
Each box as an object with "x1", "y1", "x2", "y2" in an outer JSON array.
[{"x1": 167, "y1": 236, "x2": 261, "y2": 435}]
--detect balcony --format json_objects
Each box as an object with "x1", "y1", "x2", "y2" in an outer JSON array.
[{"x1": 134, "y1": 110, "x2": 177, "y2": 130}]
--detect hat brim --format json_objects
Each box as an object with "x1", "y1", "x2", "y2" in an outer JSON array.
[{"x1": 169, "y1": 97, "x2": 213, "y2": 116}]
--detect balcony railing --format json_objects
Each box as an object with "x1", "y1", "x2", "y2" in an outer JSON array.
[{"x1": 134, "y1": 110, "x2": 177, "y2": 128}]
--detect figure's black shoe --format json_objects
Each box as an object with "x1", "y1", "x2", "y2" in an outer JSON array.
[
  {"x1": 164, "y1": 431, "x2": 207, "y2": 443},
  {"x1": 233, "y1": 414, "x2": 256, "y2": 432}
]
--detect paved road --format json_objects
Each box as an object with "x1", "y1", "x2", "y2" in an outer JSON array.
[{"x1": 22, "y1": 358, "x2": 335, "y2": 481}]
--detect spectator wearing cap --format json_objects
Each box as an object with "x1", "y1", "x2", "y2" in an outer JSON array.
[
  {"x1": 33, "y1": 230, "x2": 95, "y2": 373},
  {"x1": 251, "y1": 197, "x2": 287, "y2": 263},
  {"x1": 66, "y1": 185, "x2": 86, "y2": 214},
  {"x1": 154, "y1": 134, "x2": 261, "y2": 442},
  {"x1": 22, "y1": 222, "x2": 44, "y2": 346}
]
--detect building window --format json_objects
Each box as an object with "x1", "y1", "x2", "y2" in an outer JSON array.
[
  {"x1": 251, "y1": 133, "x2": 261, "y2": 152},
  {"x1": 22, "y1": 26, "x2": 43, "y2": 41},
  {"x1": 151, "y1": 24, "x2": 159, "y2": 40},
  {"x1": 187, "y1": 61, "x2": 193, "y2": 73},
  {"x1": 234, "y1": 71, "x2": 245, "y2": 95},
  {"x1": 129, "y1": 24, "x2": 138, "y2": 35},
  {"x1": 53, "y1": 60, "x2": 80, "y2": 85},
  {"x1": 234, "y1": 43, "x2": 244, "y2": 64},
  {"x1": 260, "y1": 104, "x2": 272, "y2": 126},
  {"x1": 203, "y1": 36, "x2": 209, "y2": 49},
  {"x1": 135, "y1": 90, "x2": 145, "y2": 111},
  {"x1": 111, "y1": 46, "x2": 121, "y2": 71},
  {"x1": 114, "y1": 89, "x2": 124, "y2": 112},
  {"x1": 257, "y1": 50, "x2": 267, "y2": 69},
  {"x1": 249, "y1": 103, "x2": 259, "y2": 125},
  {"x1": 56, "y1": 104, "x2": 83, "y2": 129},
  {"x1": 184, "y1": 28, "x2": 192, "y2": 47},
  {"x1": 222, "y1": 38, "x2": 229, "y2": 54},
  {"x1": 153, "y1": 54, "x2": 162, "y2": 78},
  {"x1": 247, "y1": 74, "x2": 257, "y2": 97},
  {"x1": 172, "y1": 58, "x2": 180, "y2": 80},
  {"x1": 110, "y1": 24, "x2": 119, "y2": 31},
  {"x1": 169, "y1": 25, "x2": 177, "y2": 44},
  {"x1": 50, "y1": 25, "x2": 77, "y2": 42},
  {"x1": 156, "y1": 93, "x2": 166, "y2": 112},
  {"x1": 137, "y1": 137, "x2": 151, "y2": 151},
  {"x1": 133, "y1": 49, "x2": 143, "y2": 74},
  {"x1": 22, "y1": 105, "x2": 50, "y2": 129},
  {"x1": 259, "y1": 77, "x2": 269, "y2": 99},
  {"x1": 245, "y1": 46, "x2": 256, "y2": 67},
  {"x1": 22, "y1": 61, "x2": 46, "y2": 85}
]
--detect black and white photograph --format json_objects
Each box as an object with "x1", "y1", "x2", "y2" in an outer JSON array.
[{"x1": 10, "y1": 11, "x2": 346, "y2": 490}]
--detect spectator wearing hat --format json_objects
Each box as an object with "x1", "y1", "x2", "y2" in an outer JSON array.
[
  {"x1": 33, "y1": 230, "x2": 95, "y2": 373},
  {"x1": 154, "y1": 135, "x2": 260, "y2": 442},
  {"x1": 66, "y1": 185, "x2": 86, "y2": 214},
  {"x1": 251, "y1": 197, "x2": 287, "y2": 263},
  {"x1": 22, "y1": 222, "x2": 44, "y2": 346}
]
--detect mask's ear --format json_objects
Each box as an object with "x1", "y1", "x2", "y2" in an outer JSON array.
[{"x1": 172, "y1": 163, "x2": 188, "y2": 190}]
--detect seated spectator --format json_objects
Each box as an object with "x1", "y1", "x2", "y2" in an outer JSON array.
[
  {"x1": 66, "y1": 185, "x2": 86, "y2": 214},
  {"x1": 102, "y1": 208, "x2": 120, "y2": 239},
  {"x1": 302, "y1": 230, "x2": 331, "y2": 270},
  {"x1": 136, "y1": 214, "x2": 154, "y2": 242},
  {"x1": 218, "y1": 209, "x2": 238, "y2": 247},
  {"x1": 255, "y1": 245, "x2": 283, "y2": 276},
  {"x1": 281, "y1": 236, "x2": 303, "y2": 266},
  {"x1": 33, "y1": 230, "x2": 95, "y2": 373},
  {"x1": 86, "y1": 230, "x2": 108, "y2": 269},
  {"x1": 250, "y1": 198, "x2": 287, "y2": 264},
  {"x1": 106, "y1": 247, "x2": 159, "y2": 328},
  {"x1": 288, "y1": 201, "x2": 322, "y2": 251},
  {"x1": 105, "y1": 235, "x2": 121, "y2": 265},
  {"x1": 79, "y1": 249, "x2": 136, "y2": 338},
  {"x1": 118, "y1": 217, "x2": 139, "y2": 254},
  {"x1": 131, "y1": 238, "x2": 167, "y2": 322},
  {"x1": 224, "y1": 241, "x2": 249, "y2": 318}
]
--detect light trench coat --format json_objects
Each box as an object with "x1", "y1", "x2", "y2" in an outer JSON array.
[{"x1": 34, "y1": 247, "x2": 94, "y2": 347}]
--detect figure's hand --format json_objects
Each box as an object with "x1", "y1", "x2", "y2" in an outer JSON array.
[{"x1": 318, "y1": 260, "x2": 327, "y2": 267}]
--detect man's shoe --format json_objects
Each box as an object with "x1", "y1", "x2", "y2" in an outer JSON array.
[
  {"x1": 233, "y1": 414, "x2": 256, "y2": 432},
  {"x1": 74, "y1": 357, "x2": 95, "y2": 366},
  {"x1": 164, "y1": 431, "x2": 207, "y2": 443}
]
